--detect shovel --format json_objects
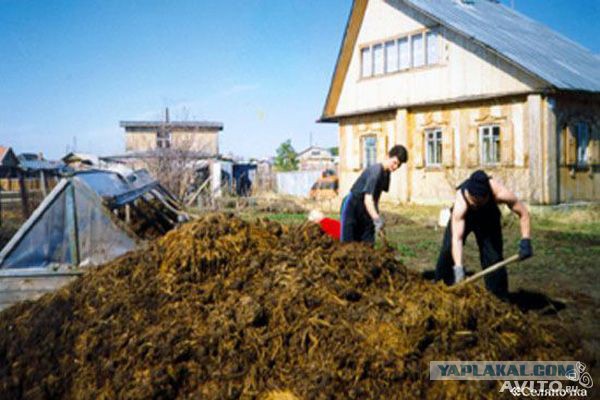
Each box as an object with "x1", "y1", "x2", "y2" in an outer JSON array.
[{"x1": 450, "y1": 254, "x2": 521, "y2": 290}]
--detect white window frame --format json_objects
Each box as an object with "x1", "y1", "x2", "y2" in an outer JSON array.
[
  {"x1": 426, "y1": 30, "x2": 438, "y2": 65},
  {"x1": 359, "y1": 28, "x2": 441, "y2": 79},
  {"x1": 156, "y1": 130, "x2": 171, "y2": 149},
  {"x1": 361, "y1": 47, "x2": 372, "y2": 78},
  {"x1": 398, "y1": 36, "x2": 410, "y2": 70},
  {"x1": 411, "y1": 33, "x2": 425, "y2": 68},
  {"x1": 425, "y1": 128, "x2": 443, "y2": 166},
  {"x1": 479, "y1": 125, "x2": 501, "y2": 165},
  {"x1": 361, "y1": 135, "x2": 377, "y2": 168},
  {"x1": 575, "y1": 121, "x2": 590, "y2": 167},
  {"x1": 372, "y1": 43, "x2": 384, "y2": 75},
  {"x1": 384, "y1": 40, "x2": 398, "y2": 73}
]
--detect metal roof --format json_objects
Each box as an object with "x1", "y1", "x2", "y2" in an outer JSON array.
[
  {"x1": 120, "y1": 121, "x2": 223, "y2": 130},
  {"x1": 400, "y1": 0, "x2": 600, "y2": 92},
  {"x1": 18, "y1": 159, "x2": 64, "y2": 172}
]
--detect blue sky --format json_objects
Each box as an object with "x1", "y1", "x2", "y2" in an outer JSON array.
[{"x1": 0, "y1": 0, "x2": 598, "y2": 160}]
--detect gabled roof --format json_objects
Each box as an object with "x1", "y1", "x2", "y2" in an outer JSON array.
[
  {"x1": 0, "y1": 146, "x2": 19, "y2": 167},
  {"x1": 401, "y1": 0, "x2": 600, "y2": 92},
  {"x1": 297, "y1": 146, "x2": 333, "y2": 157},
  {"x1": 320, "y1": 0, "x2": 600, "y2": 121}
]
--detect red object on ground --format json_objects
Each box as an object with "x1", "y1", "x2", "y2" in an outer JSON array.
[{"x1": 319, "y1": 218, "x2": 341, "y2": 241}]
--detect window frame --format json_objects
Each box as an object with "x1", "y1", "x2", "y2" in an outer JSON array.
[
  {"x1": 575, "y1": 121, "x2": 590, "y2": 167},
  {"x1": 156, "y1": 130, "x2": 171, "y2": 149},
  {"x1": 358, "y1": 27, "x2": 442, "y2": 80},
  {"x1": 425, "y1": 128, "x2": 443, "y2": 166},
  {"x1": 479, "y1": 125, "x2": 501, "y2": 166},
  {"x1": 361, "y1": 135, "x2": 378, "y2": 169}
]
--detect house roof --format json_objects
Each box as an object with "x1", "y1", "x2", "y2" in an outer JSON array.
[
  {"x1": 297, "y1": 146, "x2": 333, "y2": 158},
  {"x1": 120, "y1": 121, "x2": 223, "y2": 130},
  {"x1": 320, "y1": 0, "x2": 600, "y2": 121},
  {"x1": 0, "y1": 146, "x2": 19, "y2": 167},
  {"x1": 401, "y1": 0, "x2": 600, "y2": 92}
]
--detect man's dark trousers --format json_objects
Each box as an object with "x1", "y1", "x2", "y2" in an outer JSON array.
[
  {"x1": 434, "y1": 208, "x2": 508, "y2": 298},
  {"x1": 340, "y1": 193, "x2": 375, "y2": 244}
]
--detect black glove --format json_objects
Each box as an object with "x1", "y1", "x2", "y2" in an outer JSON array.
[{"x1": 519, "y1": 238, "x2": 533, "y2": 260}]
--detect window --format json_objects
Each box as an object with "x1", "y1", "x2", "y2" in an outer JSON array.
[
  {"x1": 480, "y1": 125, "x2": 501, "y2": 164},
  {"x1": 426, "y1": 129, "x2": 442, "y2": 166},
  {"x1": 311, "y1": 150, "x2": 320, "y2": 156},
  {"x1": 362, "y1": 136, "x2": 377, "y2": 168},
  {"x1": 398, "y1": 37, "x2": 410, "y2": 70},
  {"x1": 361, "y1": 47, "x2": 372, "y2": 77},
  {"x1": 412, "y1": 33, "x2": 425, "y2": 68},
  {"x1": 359, "y1": 29, "x2": 441, "y2": 79},
  {"x1": 156, "y1": 130, "x2": 171, "y2": 149},
  {"x1": 385, "y1": 40, "x2": 397, "y2": 73},
  {"x1": 373, "y1": 44, "x2": 384, "y2": 75},
  {"x1": 426, "y1": 31, "x2": 438, "y2": 65},
  {"x1": 576, "y1": 122, "x2": 590, "y2": 166}
]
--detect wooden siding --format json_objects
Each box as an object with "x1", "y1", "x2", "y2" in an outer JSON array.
[{"x1": 333, "y1": 0, "x2": 544, "y2": 119}]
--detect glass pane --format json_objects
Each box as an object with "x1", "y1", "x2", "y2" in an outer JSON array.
[
  {"x1": 373, "y1": 44, "x2": 384, "y2": 75},
  {"x1": 412, "y1": 34, "x2": 424, "y2": 67},
  {"x1": 385, "y1": 40, "x2": 397, "y2": 73},
  {"x1": 361, "y1": 47, "x2": 371, "y2": 77},
  {"x1": 482, "y1": 137, "x2": 490, "y2": 164},
  {"x1": 426, "y1": 31, "x2": 438, "y2": 64},
  {"x1": 363, "y1": 137, "x2": 377, "y2": 167},
  {"x1": 436, "y1": 138, "x2": 442, "y2": 164},
  {"x1": 577, "y1": 122, "x2": 590, "y2": 164},
  {"x1": 398, "y1": 37, "x2": 410, "y2": 69}
]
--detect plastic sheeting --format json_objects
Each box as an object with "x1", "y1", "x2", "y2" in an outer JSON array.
[{"x1": 0, "y1": 175, "x2": 137, "y2": 269}]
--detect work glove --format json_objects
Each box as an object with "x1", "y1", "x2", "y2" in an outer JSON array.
[
  {"x1": 519, "y1": 238, "x2": 533, "y2": 260},
  {"x1": 373, "y1": 217, "x2": 385, "y2": 232},
  {"x1": 453, "y1": 265, "x2": 465, "y2": 284}
]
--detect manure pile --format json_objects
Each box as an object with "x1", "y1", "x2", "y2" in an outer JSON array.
[{"x1": 0, "y1": 214, "x2": 578, "y2": 399}]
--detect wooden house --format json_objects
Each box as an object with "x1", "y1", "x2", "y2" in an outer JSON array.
[
  {"x1": 320, "y1": 0, "x2": 600, "y2": 204},
  {"x1": 297, "y1": 146, "x2": 337, "y2": 171}
]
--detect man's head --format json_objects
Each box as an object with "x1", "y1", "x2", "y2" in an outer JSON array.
[
  {"x1": 385, "y1": 145, "x2": 408, "y2": 172},
  {"x1": 465, "y1": 170, "x2": 491, "y2": 208}
]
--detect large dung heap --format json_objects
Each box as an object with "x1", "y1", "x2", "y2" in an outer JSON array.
[{"x1": 0, "y1": 214, "x2": 577, "y2": 399}]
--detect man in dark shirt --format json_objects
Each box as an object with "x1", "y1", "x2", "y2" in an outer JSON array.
[{"x1": 340, "y1": 145, "x2": 408, "y2": 244}]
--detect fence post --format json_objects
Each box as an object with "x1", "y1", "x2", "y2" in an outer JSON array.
[{"x1": 18, "y1": 169, "x2": 30, "y2": 219}]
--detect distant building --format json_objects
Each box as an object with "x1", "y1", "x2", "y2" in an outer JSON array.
[
  {"x1": 120, "y1": 109, "x2": 223, "y2": 156},
  {"x1": 320, "y1": 0, "x2": 600, "y2": 204},
  {"x1": 297, "y1": 146, "x2": 336, "y2": 171}
]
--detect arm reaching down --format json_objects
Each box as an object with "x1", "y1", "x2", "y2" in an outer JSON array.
[{"x1": 490, "y1": 178, "x2": 533, "y2": 259}]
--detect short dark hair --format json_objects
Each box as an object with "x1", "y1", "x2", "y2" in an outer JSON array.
[{"x1": 388, "y1": 145, "x2": 408, "y2": 163}]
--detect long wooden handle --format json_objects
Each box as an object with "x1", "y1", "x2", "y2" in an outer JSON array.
[{"x1": 451, "y1": 254, "x2": 521, "y2": 290}]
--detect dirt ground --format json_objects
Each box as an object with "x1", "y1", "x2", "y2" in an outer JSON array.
[{"x1": 251, "y1": 201, "x2": 600, "y2": 395}]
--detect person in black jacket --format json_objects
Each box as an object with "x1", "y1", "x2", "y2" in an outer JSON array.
[
  {"x1": 434, "y1": 170, "x2": 533, "y2": 298},
  {"x1": 340, "y1": 145, "x2": 408, "y2": 244}
]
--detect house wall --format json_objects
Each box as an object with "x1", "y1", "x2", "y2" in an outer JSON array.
[
  {"x1": 338, "y1": 96, "x2": 537, "y2": 205},
  {"x1": 125, "y1": 129, "x2": 219, "y2": 155},
  {"x1": 335, "y1": 0, "x2": 544, "y2": 117},
  {"x1": 125, "y1": 132, "x2": 155, "y2": 152},
  {"x1": 551, "y1": 95, "x2": 600, "y2": 202}
]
